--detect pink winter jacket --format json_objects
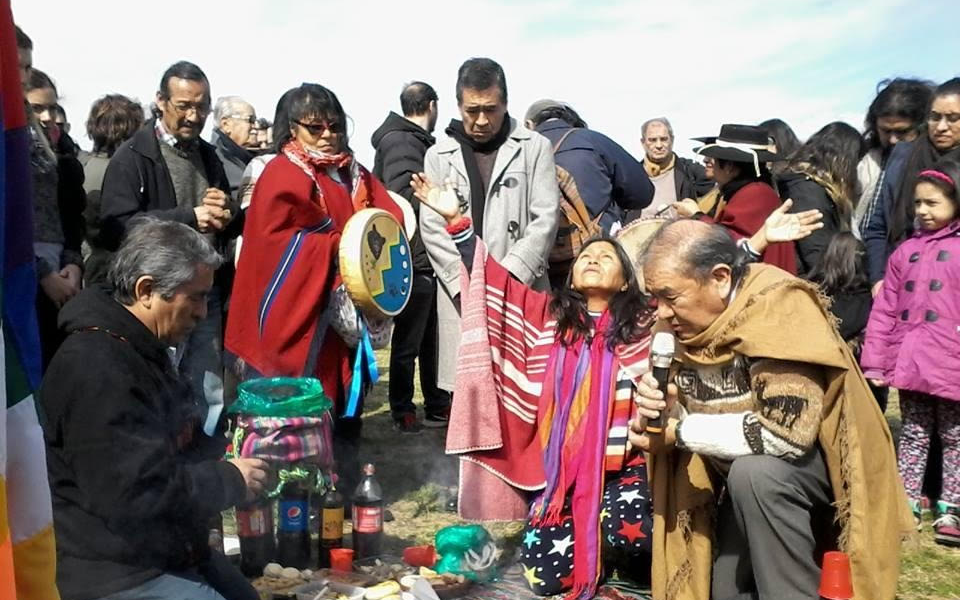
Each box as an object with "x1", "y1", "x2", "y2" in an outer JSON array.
[{"x1": 861, "y1": 220, "x2": 960, "y2": 401}]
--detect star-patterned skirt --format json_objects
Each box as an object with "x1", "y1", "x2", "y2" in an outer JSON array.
[{"x1": 519, "y1": 463, "x2": 653, "y2": 596}]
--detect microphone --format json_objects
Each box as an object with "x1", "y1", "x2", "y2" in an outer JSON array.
[{"x1": 645, "y1": 332, "x2": 676, "y2": 434}]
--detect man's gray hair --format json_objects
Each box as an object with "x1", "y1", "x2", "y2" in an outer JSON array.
[
  {"x1": 214, "y1": 95, "x2": 252, "y2": 123},
  {"x1": 641, "y1": 219, "x2": 748, "y2": 284},
  {"x1": 641, "y1": 117, "x2": 674, "y2": 140},
  {"x1": 109, "y1": 217, "x2": 223, "y2": 305}
]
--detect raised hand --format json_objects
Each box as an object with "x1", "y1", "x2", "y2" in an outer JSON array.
[
  {"x1": 763, "y1": 199, "x2": 824, "y2": 243},
  {"x1": 411, "y1": 173, "x2": 462, "y2": 225}
]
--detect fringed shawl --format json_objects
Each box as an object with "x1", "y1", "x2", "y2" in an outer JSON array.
[{"x1": 650, "y1": 264, "x2": 913, "y2": 600}]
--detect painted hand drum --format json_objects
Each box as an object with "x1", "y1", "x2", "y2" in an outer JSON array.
[
  {"x1": 339, "y1": 208, "x2": 413, "y2": 318},
  {"x1": 615, "y1": 218, "x2": 667, "y2": 286}
]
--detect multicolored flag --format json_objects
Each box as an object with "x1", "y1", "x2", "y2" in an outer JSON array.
[{"x1": 0, "y1": 1, "x2": 60, "y2": 598}]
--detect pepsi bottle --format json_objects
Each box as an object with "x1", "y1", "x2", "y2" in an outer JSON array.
[{"x1": 276, "y1": 481, "x2": 310, "y2": 568}]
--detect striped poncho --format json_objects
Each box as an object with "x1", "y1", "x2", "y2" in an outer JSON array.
[{"x1": 446, "y1": 235, "x2": 651, "y2": 599}]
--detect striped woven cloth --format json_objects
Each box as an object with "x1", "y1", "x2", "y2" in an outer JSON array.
[{"x1": 237, "y1": 414, "x2": 334, "y2": 467}]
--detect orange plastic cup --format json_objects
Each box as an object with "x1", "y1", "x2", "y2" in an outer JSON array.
[
  {"x1": 403, "y1": 544, "x2": 437, "y2": 567},
  {"x1": 329, "y1": 548, "x2": 355, "y2": 572},
  {"x1": 818, "y1": 551, "x2": 854, "y2": 600}
]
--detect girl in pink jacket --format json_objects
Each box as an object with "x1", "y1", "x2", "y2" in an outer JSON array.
[{"x1": 861, "y1": 158, "x2": 960, "y2": 547}]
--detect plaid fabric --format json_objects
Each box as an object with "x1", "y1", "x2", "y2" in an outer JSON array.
[
  {"x1": 237, "y1": 414, "x2": 334, "y2": 467},
  {"x1": 154, "y1": 119, "x2": 178, "y2": 149}
]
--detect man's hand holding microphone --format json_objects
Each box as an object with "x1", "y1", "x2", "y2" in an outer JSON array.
[{"x1": 628, "y1": 332, "x2": 680, "y2": 454}]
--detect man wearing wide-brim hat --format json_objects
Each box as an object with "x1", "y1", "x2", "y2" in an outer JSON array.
[{"x1": 673, "y1": 124, "x2": 797, "y2": 274}]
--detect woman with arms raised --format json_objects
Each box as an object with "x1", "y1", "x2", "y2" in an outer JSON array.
[{"x1": 411, "y1": 173, "x2": 820, "y2": 599}]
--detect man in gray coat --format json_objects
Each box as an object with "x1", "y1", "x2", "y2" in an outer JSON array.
[{"x1": 419, "y1": 57, "x2": 559, "y2": 392}]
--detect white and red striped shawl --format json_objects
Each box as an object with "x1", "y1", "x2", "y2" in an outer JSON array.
[{"x1": 446, "y1": 239, "x2": 650, "y2": 521}]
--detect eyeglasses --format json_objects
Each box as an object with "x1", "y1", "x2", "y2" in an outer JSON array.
[
  {"x1": 228, "y1": 114, "x2": 257, "y2": 125},
  {"x1": 166, "y1": 100, "x2": 211, "y2": 117},
  {"x1": 928, "y1": 111, "x2": 960, "y2": 126},
  {"x1": 294, "y1": 119, "x2": 344, "y2": 135}
]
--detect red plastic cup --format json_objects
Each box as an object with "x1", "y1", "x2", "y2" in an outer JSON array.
[
  {"x1": 329, "y1": 548, "x2": 355, "y2": 572},
  {"x1": 403, "y1": 544, "x2": 437, "y2": 568},
  {"x1": 818, "y1": 551, "x2": 854, "y2": 600}
]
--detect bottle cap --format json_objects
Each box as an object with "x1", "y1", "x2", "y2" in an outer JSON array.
[{"x1": 818, "y1": 551, "x2": 853, "y2": 600}]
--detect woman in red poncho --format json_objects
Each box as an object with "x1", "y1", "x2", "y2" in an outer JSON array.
[
  {"x1": 226, "y1": 83, "x2": 404, "y2": 488},
  {"x1": 674, "y1": 124, "x2": 798, "y2": 274}
]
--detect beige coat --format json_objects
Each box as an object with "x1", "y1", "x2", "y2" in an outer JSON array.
[{"x1": 420, "y1": 119, "x2": 559, "y2": 389}]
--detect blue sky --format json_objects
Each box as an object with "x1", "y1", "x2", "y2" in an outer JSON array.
[{"x1": 14, "y1": 0, "x2": 959, "y2": 164}]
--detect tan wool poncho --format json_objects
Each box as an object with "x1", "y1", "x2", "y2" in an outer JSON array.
[{"x1": 649, "y1": 264, "x2": 913, "y2": 600}]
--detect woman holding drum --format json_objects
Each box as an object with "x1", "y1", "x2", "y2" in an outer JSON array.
[{"x1": 226, "y1": 83, "x2": 408, "y2": 490}]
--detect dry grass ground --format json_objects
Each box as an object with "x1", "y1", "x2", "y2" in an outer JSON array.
[
  {"x1": 884, "y1": 391, "x2": 960, "y2": 599},
  {"x1": 239, "y1": 351, "x2": 960, "y2": 598}
]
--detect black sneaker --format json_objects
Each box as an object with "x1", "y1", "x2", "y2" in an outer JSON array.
[
  {"x1": 394, "y1": 413, "x2": 423, "y2": 434},
  {"x1": 423, "y1": 407, "x2": 450, "y2": 429}
]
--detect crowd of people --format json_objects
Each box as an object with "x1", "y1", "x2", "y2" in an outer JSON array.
[{"x1": 13, "y1": 18, "x2": 960, "y2": 600}]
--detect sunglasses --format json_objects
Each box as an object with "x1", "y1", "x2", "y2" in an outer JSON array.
[{"x1": 294, "y1": 119, "x2": 344, "y2": 135}]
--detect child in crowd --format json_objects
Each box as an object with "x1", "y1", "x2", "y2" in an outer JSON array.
[
  {"x1": 861, "y1": 158, "x2": 960, "y2": 546},
  {"x1": 808, "y1": 232, "x2": 885, "y2": 410}
]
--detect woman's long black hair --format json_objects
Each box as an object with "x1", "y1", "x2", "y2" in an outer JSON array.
[
  {"x1": 273, "y1": 83, "x2": 351, "y2": 153},
  {"x1": 808, "y1": 232, "x2": 869, "y2": 295},
  {"x1": 863, "y1": 78, "x2": 933, "y2": 153},
  {"x1": 549, "y1": 236, "x2": 652, "y2": 349},
  {"x1": 786, "y1": 121, "x2": 865, "y2": 226}
]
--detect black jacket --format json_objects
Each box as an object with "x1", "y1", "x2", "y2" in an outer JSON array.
[
  {"x1": 55, "y1": 131, "x2": 87, "y2": 270},
  {"x1": 211, "y1": 127, "x2": 254, "y2": 196},
  {"x1": 535, "y1": 120, "x2": 653, "y2": 232},
  {"x1": 829, "y1": 285, "x2": 873, "y2": 341},
  {"x1": 89, "y1": 120, "x2": 241, "y2": 283},
  {"x1": 625, "y1": 154, "x2": 713, "y2": 222},
  {"x1": 38, "y1": 287, "x2": 246, "y2": 600},
  {"x1": 371, "y1": 111, "x2": 435, "y2": 272},
  {"x1": 674, "y1": 155, "x2": 714, "y2": 201},
  {"x1": 778, "y1": 172, "x2": 845, "y2": 278}
]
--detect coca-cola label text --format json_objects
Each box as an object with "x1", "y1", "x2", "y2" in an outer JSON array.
[
  {"x1": 321, "y1": 507, "x2": 344, "y2": 540},
  {"x1": 237, "y1": 507, "x2": 271, "y2": 537},
  {"x1": 352, "y1": 506, "x2": 382, "y2": 533},
  {"x1": 278, "y1": 500, "x2": 308, "y2": 532}
]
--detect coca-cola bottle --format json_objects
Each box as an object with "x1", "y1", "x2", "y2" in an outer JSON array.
[
  {"x1": 351, "y1": 463, "x2": 383, "y2": 559},
  {"x1": 277, "y1": 481, "x2": 311, "y2": 568},
  {"x1": 237, "y1": 497, "x2": 275, "y2": 577},
  {"x1": 318, "y1": 479, "x2": 344, "y2": 568}
]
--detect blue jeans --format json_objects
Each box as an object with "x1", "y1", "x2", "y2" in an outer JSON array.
[
  {"x1": 98, "y1": 573, "x2": 226, "y2": 600},
  {"x1": 97, "y1": 552, "x2": 257, "y2": 600}
]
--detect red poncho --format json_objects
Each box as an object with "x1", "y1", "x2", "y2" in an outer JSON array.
[
  {"x1": 704, "y1": 181, "x2": 797, "y2": 274},
  {"x1": 225, "y1": 150, "x2": 403, "y2": 409}
]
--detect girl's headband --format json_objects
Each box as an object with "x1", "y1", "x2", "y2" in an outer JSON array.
[{"x1": 919, "y1": 169, "x2": 957, "y2": 190}]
